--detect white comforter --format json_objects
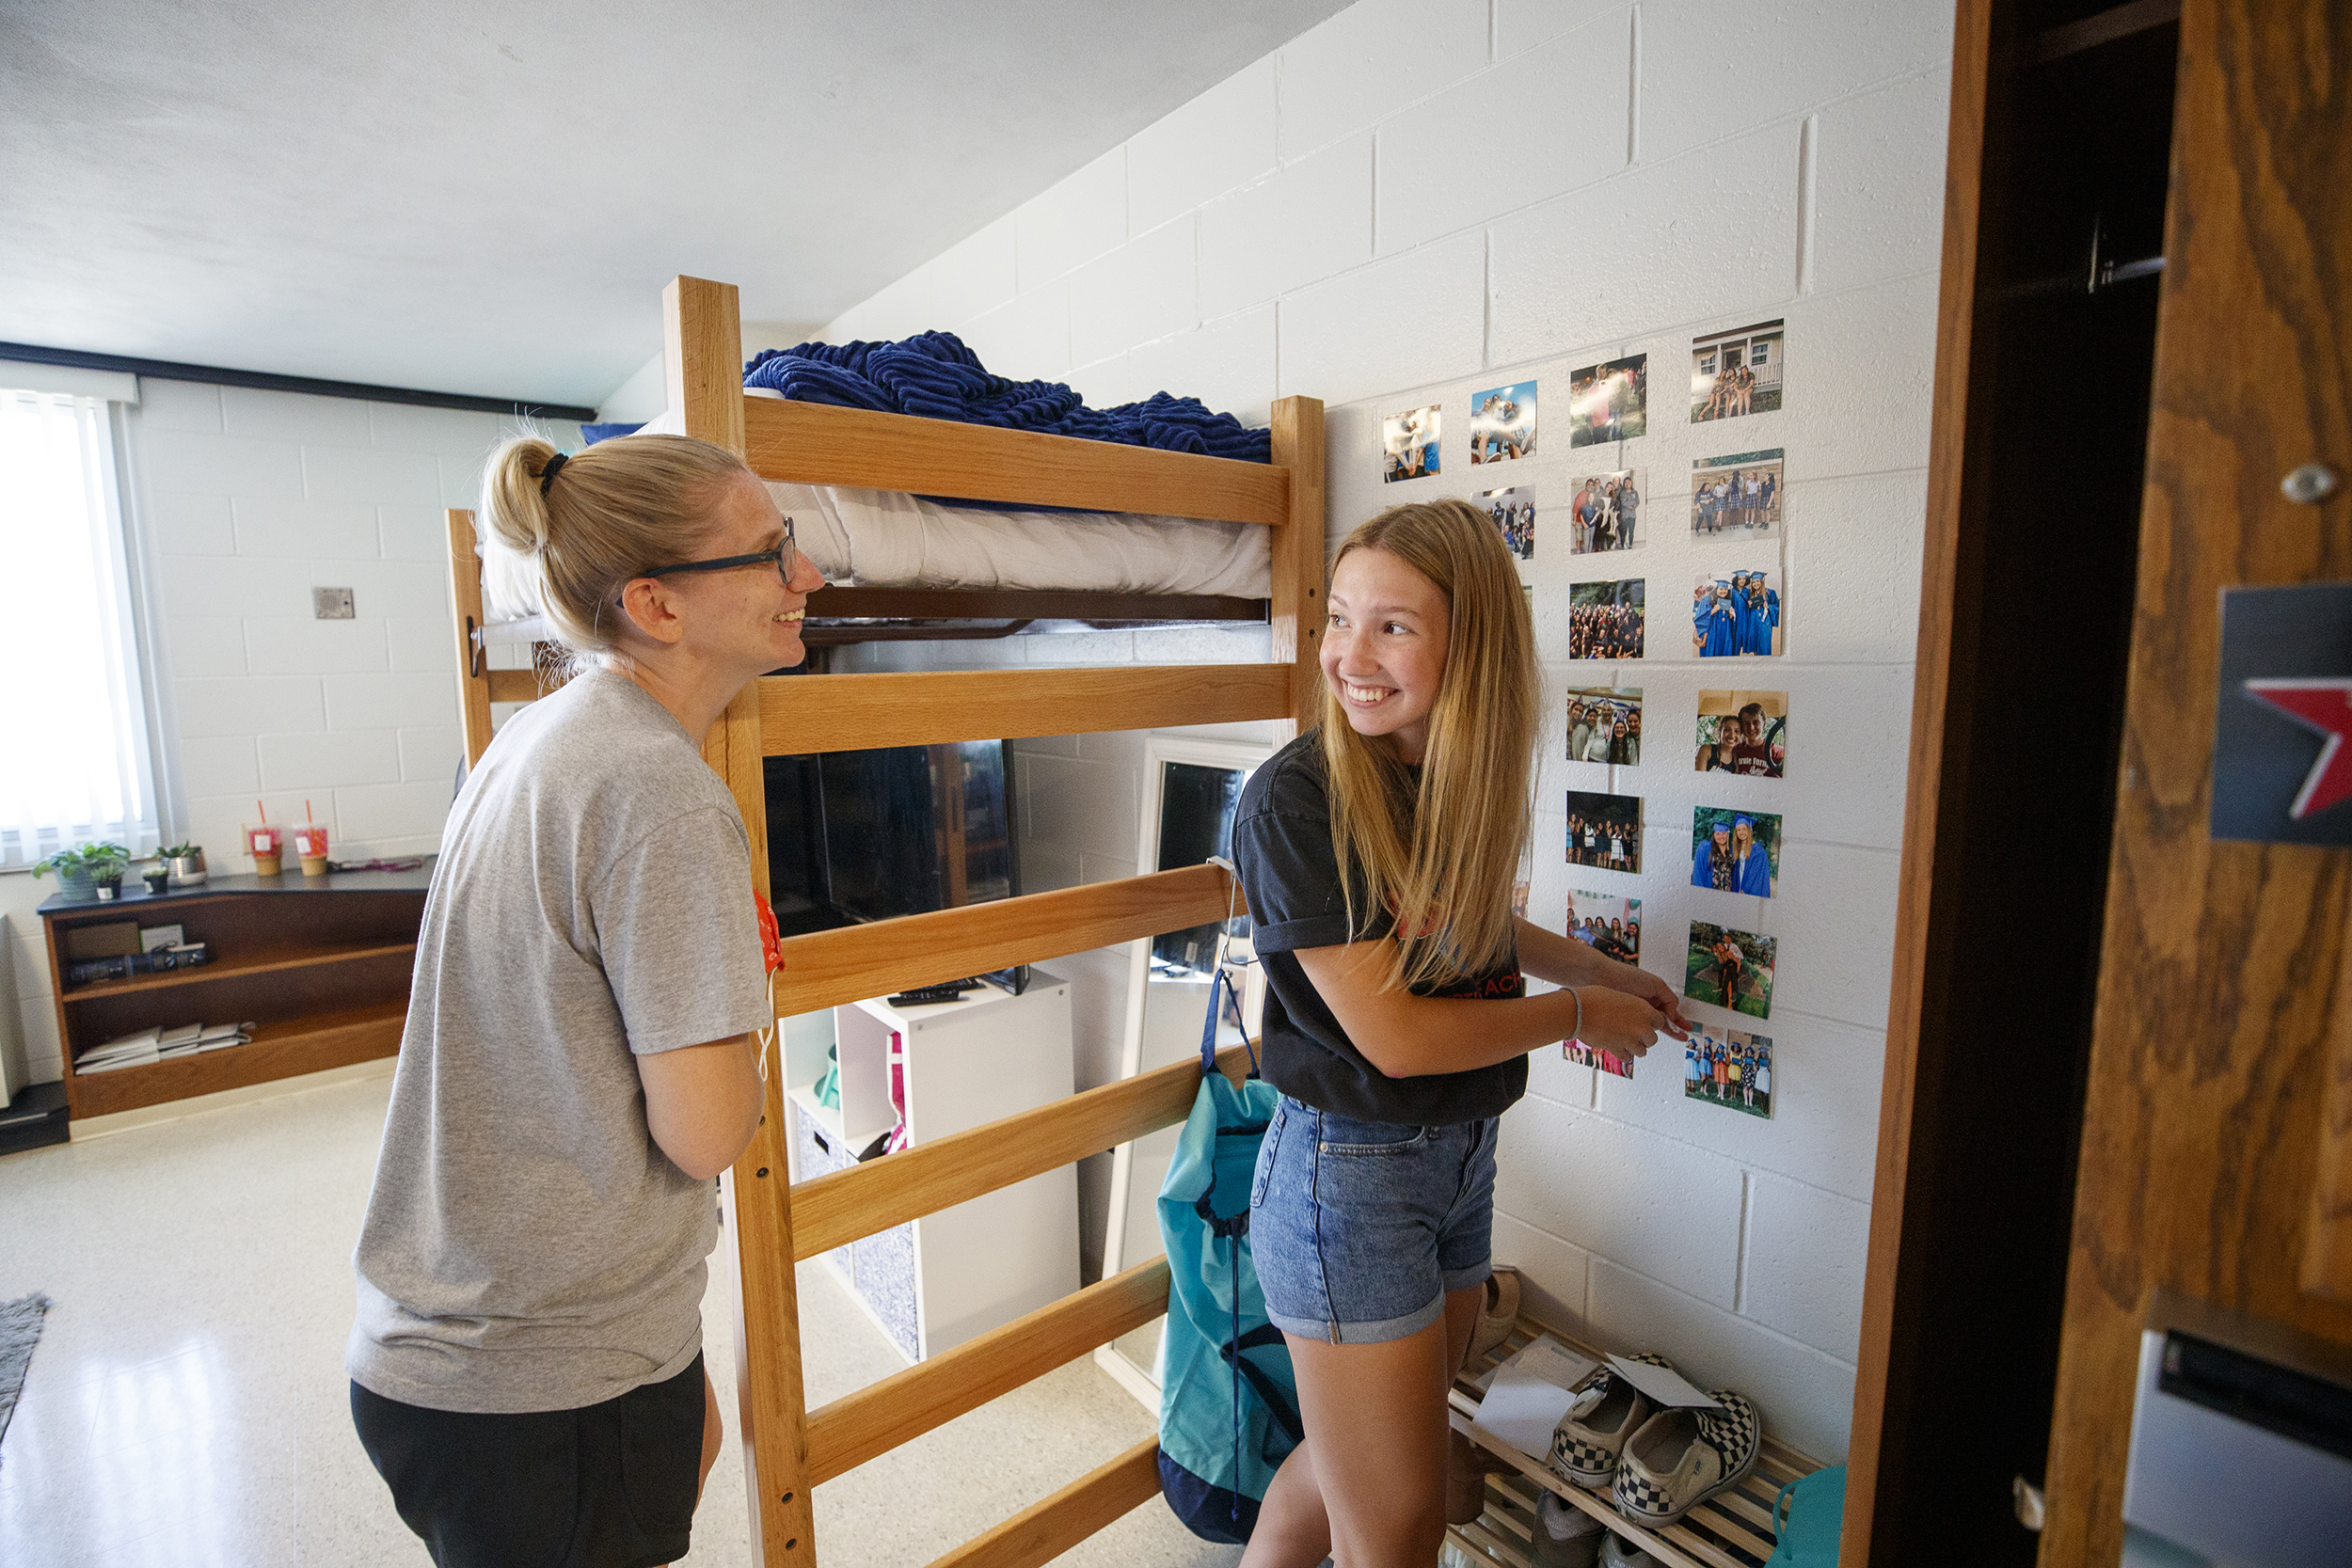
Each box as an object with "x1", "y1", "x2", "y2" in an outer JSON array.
[{"x1": 633, "y1": 399, "x2": 1270, "y2": 597}]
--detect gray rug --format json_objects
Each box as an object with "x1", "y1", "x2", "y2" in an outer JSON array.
[{"x1": 0, "y1": 1292, "x2": 51, "y2": 1461}]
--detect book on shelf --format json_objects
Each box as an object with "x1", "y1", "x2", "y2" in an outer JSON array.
[
  {"x1": 67, "y1": 943, "x2": 210, "y2": 985},
  {"x1": 74, "y1": 1021, "x2": 256, "y2": 1074}
]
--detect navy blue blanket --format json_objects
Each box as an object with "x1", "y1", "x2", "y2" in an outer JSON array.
[{"x1": 742, "y1": 332, "x2": 1271, "y2": 463}]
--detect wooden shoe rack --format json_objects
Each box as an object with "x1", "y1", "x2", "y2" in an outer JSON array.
[{"x1": 1446, "y1": 1318, "x2": 1825, "y2": 1568}]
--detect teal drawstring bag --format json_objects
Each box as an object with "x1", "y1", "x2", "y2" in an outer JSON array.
[
  {"x1": 1765, "y1": 1464, "x2": 1845, "y2": 1566},
  {"x1": 1154, "y1": 963, "x2": 1300, "y2": 1544}
]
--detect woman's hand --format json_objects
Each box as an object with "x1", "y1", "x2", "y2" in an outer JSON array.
[
  {"x1": 1572, "y1": 987, "x2": 1675, "y2": 1060},
  {"x1": 1583, "y1": 959, "x2": 1693, "y2": 1040}
]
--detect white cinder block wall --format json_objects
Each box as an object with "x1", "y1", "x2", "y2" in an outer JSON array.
[
  {"x1": 1, "y1": 383, "x2": 580, "y2": 1087},
  {"x1": 808, "y1": 0, "x2": 1952, "y2": 1461}
]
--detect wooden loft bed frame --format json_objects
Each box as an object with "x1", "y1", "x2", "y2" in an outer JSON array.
[{"x1": 441, "y1": 275, "x2": 1323, "y2": 1568}]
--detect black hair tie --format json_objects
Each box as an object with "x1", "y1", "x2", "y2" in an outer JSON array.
[{"x1": 539, "y1": 451, "x2": 569, "y2": 495}]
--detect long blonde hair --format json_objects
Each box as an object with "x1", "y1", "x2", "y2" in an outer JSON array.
[
  {"x1": 476, "y1": 429, "x2": 754, "y2": 668},
  {"x1": 1321, "y1": 499, "x2": 1539, "y2": 990}
]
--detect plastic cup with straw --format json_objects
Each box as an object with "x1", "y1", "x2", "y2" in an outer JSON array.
[
  {"x1": 247, "y1": 800, "x2": 283, "y2": 875},
  {"x1": 294, "y1": 800, "x2": 330, "y2": 877}
]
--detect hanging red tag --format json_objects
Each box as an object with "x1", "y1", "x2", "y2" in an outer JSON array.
[{"x1": 754, "y1": 890, "x2": 782, "y2": 974}]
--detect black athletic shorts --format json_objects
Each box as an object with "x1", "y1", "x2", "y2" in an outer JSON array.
[{"x1": 351, "y1": 1352, "x2": 707, "y2": 1568}]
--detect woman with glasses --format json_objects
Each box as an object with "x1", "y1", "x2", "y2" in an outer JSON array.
[{"x1": 348, "y1": 432, "x2": 825, "y2": 1568}]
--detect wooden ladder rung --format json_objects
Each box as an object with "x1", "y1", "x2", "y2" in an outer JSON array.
[
  {"x1": 806, "y1": 1258, "x2": 1171, "y2": 1484},
  {"x1": 792, "y1": 1043, "x2": 1252, "y2": 1259},
  {"x1": 772, "y1": 863, "x2": 1248, "y2": 1017},
  {"x1": 755, "y1": 664, "x2": 1294, "y2": 755},
  {"x1": 918, "y1": 1435, "x2": 1163, "y2": 1568}
]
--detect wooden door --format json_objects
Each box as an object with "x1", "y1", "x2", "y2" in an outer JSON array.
[{"x1": 2039, "y1": 3, "x2": 2352, "y2": 1562}]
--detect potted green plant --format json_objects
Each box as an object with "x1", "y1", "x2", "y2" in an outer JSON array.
[
  {"x1": 163, "y1": 841, "x2": 207, "y2": 886},
  {"x1": 34, "y1": 842, "x2": 132, "y2": 901}
]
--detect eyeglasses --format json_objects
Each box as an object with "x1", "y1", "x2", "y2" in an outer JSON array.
[{"x1": 623, "y1": 516, "x2": 798, "y2": 601}]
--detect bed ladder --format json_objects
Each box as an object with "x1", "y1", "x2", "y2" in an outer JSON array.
[{"x1": 652, "y1": 277, "x2": 1323, "y2": 1568}]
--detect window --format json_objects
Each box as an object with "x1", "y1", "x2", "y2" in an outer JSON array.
[{"x1": 0, "y1": 387, "x2": 166, "y2": 868}]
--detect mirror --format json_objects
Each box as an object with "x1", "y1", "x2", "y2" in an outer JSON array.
[{"x1": 1096, "y1": 736, "x2": 1271, "y2": 1404}]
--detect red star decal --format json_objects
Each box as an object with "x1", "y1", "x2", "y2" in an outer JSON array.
[{"x1": 2245, "y1": 678, "x2": 2352, "y2": 819}]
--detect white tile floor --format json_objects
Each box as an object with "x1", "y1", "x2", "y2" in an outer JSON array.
[{"x1": 0, "y1": 1071, "x2": 1245, "y2": 1568}]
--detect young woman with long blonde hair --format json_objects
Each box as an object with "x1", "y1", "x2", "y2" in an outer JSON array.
[{"x1": 1234, "y1": 499, "x2": 1689, "y2": 1567}]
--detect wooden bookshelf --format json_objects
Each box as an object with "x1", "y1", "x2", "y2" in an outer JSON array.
[{"x1": 40, "y1": 860, "x2": 432, "y2": 1121}]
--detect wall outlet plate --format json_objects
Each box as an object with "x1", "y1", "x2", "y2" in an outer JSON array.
[{"x1": 313, "y1": 587, "x2": 355, "y2": 620}]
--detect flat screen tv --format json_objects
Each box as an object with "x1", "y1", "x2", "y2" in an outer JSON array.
[{"x1": 763, "y1": 741, "x2": 1014, "y2": 938}]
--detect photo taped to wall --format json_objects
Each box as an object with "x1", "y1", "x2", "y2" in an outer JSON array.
[
  {"x1": 1691, "y1": 320, "x2": 1785, "y2": 422},
  {"x1": 1481, "y1": 485, "x2": 1534, "y2": 562},
  {"x1": 1568, "y1": 1039, "x2": 1637, "y2": 1080},
  {"x1": 1470, "y1": 380, "x2": 1537, "y2": 464},
  {"x1": 1685, "y1": 920, "x2": 1776, "y2": 1019},
  {"x1": 1566, "y1": 686, "x2": 1642, "y2": 767},
  {"x1": 1382, "y1": 404, "x2": 1441, "y2": 482},
  {"x1": 1690, "y1": 805, "x2": 1782, "y2": 897},
  {"x1": 1685, "y1": 1025, "x2": 1772, "y2": 1117},
  {"x1": 1565, "y1": 789, "x2": 1643, "y2": 874},
  {"x1": 1570, "y1": 886, "x2": 1642, "y2": 964},
  {"x1": 1569, "y1": 467, "x2": 1645, "y2": 554},
  {"x1": 1697, "y1": 689, "x2": 1787, "y2": 777},
  {"x1": 1569, "y1": 355, "x2": 1647, "y2": 448},
  {"x1": 1570, "y1": 578, "x2": 1645, "y2": 660},
  {"x1": 1690, "y1": 449, "x2": 1783, "y2": 540},
  {"x1": 1691, "y1": 567, "x2": 1783, "y2": 657}
]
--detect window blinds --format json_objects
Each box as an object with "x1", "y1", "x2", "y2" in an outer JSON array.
[{"x1": 0, "y1": 388, "x2": 163, "y2": 868}]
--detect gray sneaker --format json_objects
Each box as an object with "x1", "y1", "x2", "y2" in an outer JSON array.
[{"x1": 1527, "y1": 1491, "x2": 1607, "y2": 1568}]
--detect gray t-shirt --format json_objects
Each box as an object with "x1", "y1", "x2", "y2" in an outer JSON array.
[{"x1": 347, "y1": 669, "x2": 769, "y2": 1414}]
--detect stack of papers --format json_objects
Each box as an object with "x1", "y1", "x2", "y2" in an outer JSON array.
[
  {"x1": 197, "y1": 1022, "x2": 254, "y2": 1052},
  {"x1": 1469, "y1": 1337, "x2": 1601, "y2": 1458},
  {"x1": 75, "y1": 1027, "x2": 160, "y2": 1074},
  {"x1": 74, "y1": 1021, "x2": 257, "y2": 1073}
]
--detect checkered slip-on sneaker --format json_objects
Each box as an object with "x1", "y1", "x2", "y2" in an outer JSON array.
[
  {"x1": 1610, "y1": 1390, "x2": 1762, "y2": 1528},
  {"x1": 1546, "y1": 1352, "x2": 1676, "y2": 1491}
]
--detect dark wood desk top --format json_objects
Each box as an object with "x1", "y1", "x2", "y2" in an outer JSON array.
[{"x1": 38, "y1": 857, "x2": 437, "y2": 918}]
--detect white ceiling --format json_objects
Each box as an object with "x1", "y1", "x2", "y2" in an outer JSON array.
[{"x1": 0, "y1": 0, "x2": 1349, "y2": 408}]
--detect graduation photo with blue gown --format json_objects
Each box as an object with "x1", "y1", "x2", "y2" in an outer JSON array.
[
  {"x1": 1691, "y1": 567, "x2": 1783, "y2": 657},
  {"x1": 1690, "y1": 806, "x2": 1781, "y2": 896}
]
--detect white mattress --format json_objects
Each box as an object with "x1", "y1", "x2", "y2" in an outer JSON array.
[{"x1": 628, "y1": 396, "x2": 1271, "y2": 598}]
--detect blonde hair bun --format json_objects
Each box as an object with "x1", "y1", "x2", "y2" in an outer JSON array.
[{"x1": 475, "y1": 427, "x2": 754, "y2": 664}]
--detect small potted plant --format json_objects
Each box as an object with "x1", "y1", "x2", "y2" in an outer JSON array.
[
  {"x1": 163, "y1": 841, "x2": 208, "y2": 887},
  {"x1": 34, "y1": 842, "x2": 133, "y2": 901}
]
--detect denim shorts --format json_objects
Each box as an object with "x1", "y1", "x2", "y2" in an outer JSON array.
[{"x1": 1248, "y1": 1094, "x2": 1499, "y2": 1345}]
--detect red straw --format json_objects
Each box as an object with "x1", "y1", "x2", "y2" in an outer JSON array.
[
  {"x1": 305, "y1": 800, "x2": 314, "y2": 823},
  {"x1": 256, "y1": 800, "x2": 266, "y2": 824}
]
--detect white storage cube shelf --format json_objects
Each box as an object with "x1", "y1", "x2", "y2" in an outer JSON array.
[{"x1": 783, "y1": 970, "x2": 1080, "y2": 1363}]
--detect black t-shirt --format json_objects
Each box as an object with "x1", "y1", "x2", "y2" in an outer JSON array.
[{"x1": 1232, "y1": 733, "x2": 1528, "y2": 1126}]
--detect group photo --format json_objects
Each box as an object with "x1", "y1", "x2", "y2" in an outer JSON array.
[
  {"x1": 1691, "y1": 449, "x2": 1782, "y2": 539},
  {"x1": 1568, "y1": 353, "x2": 1647, "y2": 447},
  {"x1": 1685, "y1": 920, "x2": 1777, "y2": 1019},
  {"x1": 1692, "y1": 568, "x2": 1783, "y2": 657},
  {"x1": 1685, "y1": 1028, "x2": 1773, "y2": 1118},
  {"x1": 1691, "y1": 319, "x2": 1786, "y2": 421},
  {"x1": 1570, "y1": 578, "x2": 1646, "y2": 659},
  {"x1": 1482, "y1": 484, "x2": 1534, "y2": 561},
  {"x1": 1470, "y1": 378, "x2": 1537, "y2": 463},
  {"x1": 1696, "y1": 689, "x2": 1788, "y2": 776},
  {"x1": 1381, "y1": 402, "x2": 1440, "y2": 481},
  {"x1": 1691, "y1": 805, "x2": 1782, "y2": 897},
  {"x1": 1566, "y1": 686, "x2": 1643, "y2": 766},
  {"x1": 1570, "y1": 887, "x2": 1642, "y2": 964},
  {"x1": 1570, "y1": 467, "x2": 1645, "y2": 553},
  {"x1": 1565, "y1": 789, "x2": 1644, "y2": 873}
]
